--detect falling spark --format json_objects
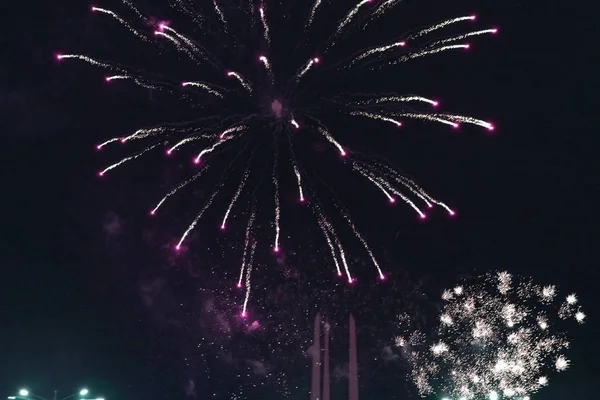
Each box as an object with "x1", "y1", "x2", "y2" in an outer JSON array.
[
  {"x1": 273, "y1": 150, "x2": 281, "y2": 252},
  {"x1": 56, "y1": 54, "x2": 114, "y2": 69},
  {"x1": 354, "y1": 96, "x2": 438, "y2": 107},
  {"x1": 393, "y1": 112, "x2": 459, "y2": 128},
  {"x1": 340, "y1": 208, "x2": 385, "y2": 280},
  {"x1": 432, "y1": 29, "x2": 498, "y2": 46},
  {"x1": 176, "y1": 186, "x2": 221, "y2": 250},
  {"x1": 227, "y1": 71, "x2": 253, "y2": 92},
  {"x1": 241, "y1": 237, "x2": 257, "y2": 316},
  {"x1": 91, "y1": 6, "x2": 147, "y2": 40},
  {"x1": 305, "y1": 0, "x2": 323, "y2": 29},
  {"x1": 222, "y1": 168, "x2": 249, "y2": 229},
  {"x1": 409, "y1": 15, "x2": 476, "y2": 39},
  {"x1": 292, "y1": 165, "x2": 305, "y2": 202},
  {"x1": 219, "y1": 125, "x2": 247, "y2": 139},
  {"x1": 317, "y1": 126, "x2": 346, "y2": 156},
  {"x1": 194, "y1": 136, "x2": 232, "y2": 164},
  {"x1": 99, "y1": 144, "x2": 158, "y2": 176},
  {"x1": 388, "y1": 44, "x2": 471, "y2": 66},
  {"x1": 350, "y1": 110, "x2": 402, "y2": 127},
  {"x1": 151, "y1": 167, "x2": 208, "y2": 215},
  {"x1": 333, "y1": 0, "x2": 372, "y2": 41},
  {"x1": 212, "y1": 0, "x2": 229, "y2": 30},
  {"x1": 259, "y1": 55, "x2": 274, "y2": 82},
  {"x1": 182, "y1": 81, "x2": 224, "y2": 98},
  {"x1": 350, "y1": 41, "x2": 406, "y2": 65},
  {"x1": 259, "y1": 7, "x2": 271, "y2": 44},
  {"x1": 237, "y1": 204, "x2": 256, "y2": 287}
]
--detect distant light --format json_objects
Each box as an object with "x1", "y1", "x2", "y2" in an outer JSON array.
[
  {"x1": 80, "y1": 389, "x2": 89, "y2": 396},
  {"x1": 489, "y1": 391, "x2": 498, "y2": 400},
  {"x1": 19, "y1": 390, "x2": 29, "y2": 397}
]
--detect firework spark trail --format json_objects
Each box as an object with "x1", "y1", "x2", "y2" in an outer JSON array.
[
  {"x1": 212, "y1": 0, "x2": 229, "y2": 30},
  {"x1": 311, "y1": 201, "x2": 349, "y2": 279},
  {"x1": 340, "y1": 207, "x2": 385, "y2": 280},
  {"x1": 154, "y1": 30, "x2": 189, "y2": 52},
  {"x1": 305, "y1": 0, "x2": 323, "y2": 29},
  {"x1": 273, "y1": 149, "x2": 281, "y2": 252},
  {"x1": 392, "y1": 112, "x2": 459, "y2": 128},
  {"x1": 194, "y1": 136, "x2": 233, "y2": 164},
  {"x1": 176, "y1": 185, "x2": 221, "y2": 250},
  {"x1": 316, "y1": 217, "x2": 342, "y2": 276},
  {"x1": 237, "y1": 203, "x2": 256, "y2": 287},
  {"x1": 91, "y1": 7, "x2": 147, "y2": 40},
  {"x1": 439, "y1": 114, "x2": 495, "y2": 130},
  {"x1": 259, "y1": 56, "x2": 274, "y2": 83},
  {"x1": 121, "y1": 126, "x2": 174, "y2": 143},
  {"x1": 350, "y1": 110, "x2": 402, "y2": 127},
  {"x1": 396, "y1": 271, "x2": 586, "y2": 398},
  {"x1": 382, "y1": 44, "x2": 470, "y2": 68},
  {"x1": 409, "y1": 15, "x2": 476, "y2": 39},
  {"x1": 219, "y1": 125, "x2": 247, "y2": 139},
  {"x1": 294, "y1": 58, "x2": 320, "y2": 83},
  {"x1": 96, "y1": 137, "x2": 121, "y2": 150},
  {"x1": 227, "y1": 71, "x2": 253, "y2": 92},
  {"x1": 99, "y1": 144, "x2": 159, "y2": 176},
  {"x1": 151, "y1": 167, "x2": 208, "y2": 215},
  {"x1": 121, "y1": 0, "x2": 145, "y2": 19},
  {"x1": 241, "y1": 237, "x2": 257, "y2": 317},
  {"x1": 432, "y1": 28, "x2": 498, "y2": 46},
  {"x1": 160, "y1": 25, "x2": 206, "y2": 55},
  {"x1": 353, "y1": 164, "x2": 396, "y2": 203},
  {"x1": 167, "y1": 135, "x2": 216, "y2": 154},
  {"x1": 371, "y1": 0, "x2": 403, "y2": 19},
  {"x1": 259, "y1": 7, "x2": 271, "y2": 45},
  {"x1": 331, "y1": 0, "x2": 372, "y2": 44},
  {"x1": 105, "y1": 75, "x2": 162, "y2": 91},
  {"x1": 317, "y1": 126, "x2": 346, "y2": 156},
  {"x1": 350, "y1": 41, "x2": 406, "y2": 65},
  {"x1": 181, "y1": 81, "x2": 224, "y2": 98},
  {"x1": 356, "y1": 163, "x2": 427, "y2": 218},
  {"x1": 222, "y1": 168, "x2": 249, "y2": 229},
  {"x1": 354, "y1": 96, "x2": 438, "y2": 107},
  {"x1": 292, "y1": 165, "x2": 305, "y2": 202},
  {"x1": 56, "y1": 54, "x2": 115, "y2": 70},
  {"x1": 387, "y1": 170, "x2": 454, "y2": 214},
  {"x1": 370, "y1": 162, "x2": 434, "y2": 208}
]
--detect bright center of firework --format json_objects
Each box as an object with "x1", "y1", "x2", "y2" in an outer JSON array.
[{"x1": 271, "y1": 99, "x2": 283, "y2": 118}]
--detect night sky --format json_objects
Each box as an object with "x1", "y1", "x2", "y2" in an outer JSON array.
[{"x1": 1, "y1": 0, "x2": 598, "y2": 399}]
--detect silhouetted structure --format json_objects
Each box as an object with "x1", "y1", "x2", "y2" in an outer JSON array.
[{"x1": 309, "y1": 314, "x2": 359, "y2": 400}]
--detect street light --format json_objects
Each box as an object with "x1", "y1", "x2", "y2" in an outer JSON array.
[{"x1": 8, "y1": 388, "x2": 102, "y2": 400}]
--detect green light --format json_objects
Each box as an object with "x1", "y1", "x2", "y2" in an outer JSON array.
[
  {"x1": 79, "y1": 390, "x2": 89, "y2": 396},
  {"x1": 18, "y1": 390, "x2": 29, "y2": 397}
]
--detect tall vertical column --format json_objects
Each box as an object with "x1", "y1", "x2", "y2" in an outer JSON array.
[
  {"x1": 323, "y1": 322, "x2": 331, "y2": 400},
  {"x1": 310, "y1": 313, "x2": 321, "y2": 400},
  {"x1": 349, "y1": 314, "x2": 359, "y2": 400}
]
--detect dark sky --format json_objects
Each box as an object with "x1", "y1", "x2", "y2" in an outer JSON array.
[{"x1": 1, "y1": 0, "x2": 597, "y2": 399}]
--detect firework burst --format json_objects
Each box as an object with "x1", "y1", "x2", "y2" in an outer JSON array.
[
  {"x1": 58, "y1": 0, "x2": 496, "y2": 313},
  {"x1": 395, "y1": 271, "x2": 586, "y2": 399}
]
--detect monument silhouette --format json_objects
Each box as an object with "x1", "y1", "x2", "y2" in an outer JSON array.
[{"x1": 309, "y1": 313, "x2": 359, "y2": 400}]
